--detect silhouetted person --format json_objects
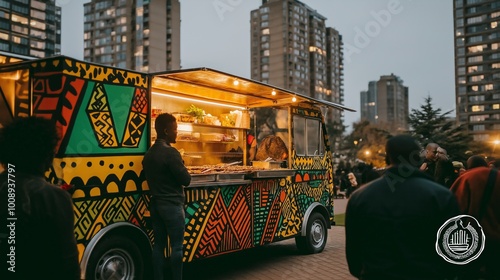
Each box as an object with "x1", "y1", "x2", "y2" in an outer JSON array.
[
  {"x1": 0, "y1": 116, "x2": 79, "y2": 279},
  {"x1": 143, "y1": 113, "x2": 191, "y2": 280},
  {"x1": 434, "y1": 147, "x2": 457, "y2": 188},
  {"x1": 451, "y1": 166, "x2": 500, "y2": 279},
  {"x1": 467, "y1": 155, "x2": 488, "y2": 170},
  {"x1": 420, "y1": 143, "x2": 440, "y2": 179},
  {"x1": 346, "y1": 135, "x2": 460, "y2": 279}
]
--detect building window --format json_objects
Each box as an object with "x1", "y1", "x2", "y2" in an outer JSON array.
[
  {"x1": 472, "y1": 124, "x2": 485, "y2": 131},
  {"x1": 473, "y1": 134, "x2": 489, "y2": 141},
  {"x1": 471, "y1": 105, "x2": 484, "y2": 112},
  {"x1": 468, "y1": 65, "x2": 483, "y2": 73},
  {"x1": 469, "y1": 114, "x2": 488, "y2": 122},
  {"x1": 468, "y1": 55, "x2": 483, "y2": 63},
  {"x1": 469, "y1": 95, "x2": 484, "y2": 102},
  {"x1": 468, "y1": 44, "x2": 486, "y2": 53},
  {"x1": 469, "y1": 75, "x2": 484, "y2": 82},
  {"x1": 468, "y1": 35, "x2": 482, "y2": 43},
  {"x1": 467, "y1": 15, "x2": 486, "y2": 25}
]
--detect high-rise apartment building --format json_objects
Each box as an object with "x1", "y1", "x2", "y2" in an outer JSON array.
[
  {"x1": 250, "y1": 0, "x2": 345, "y2": 149},
  {"x1": 360, "y1": 81, "x2": 377, "y2": 123},
  {"x1": 360, "y1": 74, "x2": 409, "y2": 132},
  {"x1": 0, "y1": 0, "x2": 61, "y2": 58},
  {"x1": 84, "y1": 0, "x2": 180, "y2": 72},
  {"x1": 453, "y1": 0, "x2": 500, "y2": 142}
]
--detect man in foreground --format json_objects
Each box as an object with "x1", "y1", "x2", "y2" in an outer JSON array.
[
  {"x1": 0, "y1": 116, "x2": 80, "y2": 279},
  {"x1": 345, "y1": 135, "x2": 460, "y2": 279}
]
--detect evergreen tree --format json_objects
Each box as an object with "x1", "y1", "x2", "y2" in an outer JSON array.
[{"x1": 408, "y1": 96, "x2": 473, "y2": 161}]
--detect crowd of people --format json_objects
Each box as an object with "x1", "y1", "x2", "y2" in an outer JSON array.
[
  {"x1": 344, "y1": 136, "x2": 500, "y2": 280},
  {"x1": 334, "y1": 162, "x2": 382, "y2": 198}
]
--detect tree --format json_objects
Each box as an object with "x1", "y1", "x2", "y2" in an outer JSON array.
[
  {"x1": 408, "y1": 96, "x2": 474, "y2": 162},
  {"x1": 342, "y1": 120, "x2": 392, "y2": 168}
]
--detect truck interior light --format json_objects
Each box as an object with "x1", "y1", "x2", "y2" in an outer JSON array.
[{"x1": 152, "y1": 91, "x2": 246, "y2": 110}]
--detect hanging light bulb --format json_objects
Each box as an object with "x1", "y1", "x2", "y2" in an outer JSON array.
[
  {"x1": 233, "y1": 79, "x2": 239, "y2": 86},
  {"x1": 271, "y1": 89, "x2": 276, "y2": 96},
  {"x1": 292, "y1": 96, "x2": 297, "y2": 102}
]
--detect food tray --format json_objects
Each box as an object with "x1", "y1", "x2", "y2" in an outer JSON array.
[
  {"x1": 190, "y1": 174, "x2": 216, "y2": 182},
  {"x1": 216, "y1": 173, "x2": 246, "y2": 181},
  {"x1": 172, "y1": 113, "x2": 195, "y2": 123},
  {"x1": 248, "y1": 169, "x2": 296, "y2": 178}
]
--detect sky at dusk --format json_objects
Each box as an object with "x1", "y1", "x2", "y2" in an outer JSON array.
[{"x1": 59, "y1": 0, "x2": 455, "y2": 130}]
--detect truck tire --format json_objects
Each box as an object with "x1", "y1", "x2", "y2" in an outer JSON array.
[
  {"x1": 295, "y1": 212, "x2": 328, "y2": 254},
  {"x1": 86, "y1": 236, "x2": 144, "y2": 280}
]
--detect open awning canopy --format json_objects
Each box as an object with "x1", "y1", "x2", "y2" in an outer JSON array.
[{"x1": 151, "y1": 67, "x2": 355, "y2": 112}]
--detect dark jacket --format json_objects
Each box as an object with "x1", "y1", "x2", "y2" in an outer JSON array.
[
  {"x1": 345, "y1": 165, "x2": 460, "y2": 279},
  {"x1": 0, "y1": 173, "x2": 80, "y2": 280},
  {"x1": 142, "y1": 139, "x2": 191, "y2": 205}
]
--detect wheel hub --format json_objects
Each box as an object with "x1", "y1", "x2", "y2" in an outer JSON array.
[{"x1": 96, "y1": 250, "x2": 134, "y2": 280}]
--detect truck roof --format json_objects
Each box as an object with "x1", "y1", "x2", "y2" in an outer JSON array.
[{"x1": 151, "y1": 67, "x2": 355, "y2": 112}]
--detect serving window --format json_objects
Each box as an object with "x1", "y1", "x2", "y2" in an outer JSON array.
[{"x1": 293, "y1": 115, "x2": 324, "y2": 157}]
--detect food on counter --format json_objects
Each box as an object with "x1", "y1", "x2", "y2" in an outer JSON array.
[
  {"x1": 220, "y1": 110, "x2": 243, "y2": 127},
  {"x1": 177, "y1": 131, "x2": 200, "y2": 141},
  {"x1": 219, "y1": 113, "x2": 236, "y2": 127},
  {"x1": 186, "y1": 104, "x2": 205, "y2": 122},
  {"x1": 255, "y1": 135, "x2": 289, "y2": 161},
  {"x1": 173, "y1": 113, "x2": 196, "y2": 123},
  {"x1": 200, "y1": 133, "x2": 223, "y2": 142},
  {"x1": 187, "y1": 164, "x2": 267, "y2": 174},
  {"x1": 202, "y1": 114, "x2": 219, "y2": 125},
  {"x1": 183, "y1": 105, "x2": 243, "y2": 127},
  {"x1": 151, "y1": 108, "x2": 163, "y2": 118},
  {"x1": 200, "y1": 133, "x2": 236, "y2": 142}
]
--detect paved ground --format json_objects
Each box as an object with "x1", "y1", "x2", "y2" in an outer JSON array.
[{"x1": 184, "y1": 199, "x2": 355, "y2": 280}]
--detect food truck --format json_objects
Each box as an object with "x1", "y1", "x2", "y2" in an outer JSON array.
[{"x1": 0, "y1": 56, "x2": 354, "y2": 279}]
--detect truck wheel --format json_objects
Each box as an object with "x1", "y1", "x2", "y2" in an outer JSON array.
[
  {"x1": 295, "y1": 212, "x2": 328, "y2": 254},
  {"x1": 86, "y1": 236, "x2": 144, "y2": 280}
]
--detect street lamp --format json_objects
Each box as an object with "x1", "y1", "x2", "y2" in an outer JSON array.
[{"x1": 493, "y1": 139, "x2": 500, "y2": 155}]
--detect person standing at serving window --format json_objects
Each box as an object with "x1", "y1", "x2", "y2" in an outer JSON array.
[{"x1": 143, "y1": 113, "x2": 191, "y2": 280}]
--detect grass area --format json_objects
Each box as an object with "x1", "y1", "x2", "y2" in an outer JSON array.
[{"x1": 334, "y1": 213, "x2": 345, "y2": 226}]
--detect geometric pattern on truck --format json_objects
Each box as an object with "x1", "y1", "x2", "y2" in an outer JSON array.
[
  {"x1": 183, "y1": 175, "x2": 317, "y2": 262},
  {"x1": 27, "y1": 58, "x2": 150, "y2": 263}
]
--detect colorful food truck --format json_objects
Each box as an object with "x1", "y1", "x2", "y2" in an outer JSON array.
[{"x1": 0, "y1": 56, "x2": 353, "y2": 279}]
